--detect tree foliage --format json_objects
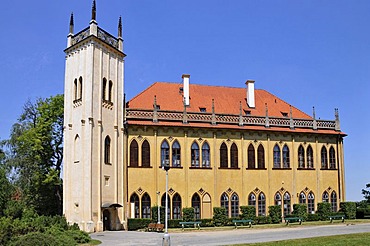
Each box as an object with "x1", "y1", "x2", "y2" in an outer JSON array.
[
  {"x1": 4, "y1": 95, "x2": 64, "y2": 215},
  {"x1": 362, "y1": 183, "x2": 370, "y2": 203}
]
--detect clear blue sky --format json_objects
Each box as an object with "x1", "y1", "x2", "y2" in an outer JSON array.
[{"x1": 1, "y1": 1, "x2": 369, "y2": 201}]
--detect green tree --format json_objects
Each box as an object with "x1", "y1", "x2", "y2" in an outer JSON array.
[
  {"x1": 4, "y1": 95, "x2": 64, "y2": 215},
  {"x1": 362, "y1": 183, "x2": 370, "y2": 203},
  {"x1": 0, "y1": 167, "x2": 13, "y2": 216}
]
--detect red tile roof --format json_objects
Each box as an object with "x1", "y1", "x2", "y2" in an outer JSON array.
[{"x1": 128, "y1": 82, "x2": 311, "y2": 119}]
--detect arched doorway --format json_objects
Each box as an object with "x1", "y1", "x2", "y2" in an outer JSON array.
[{"x1": 103, "y1": 209, "x2": 111, "y2": 231}]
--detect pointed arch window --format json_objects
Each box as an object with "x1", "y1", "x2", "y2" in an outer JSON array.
[
  {"x1": 172, "y1": 193, "x2": 182, "y2": 219},
  {"x1": 161, "y1": 194, "x2": 171, "y2": 219},
  {"x1": 282, "y1": 145, "x2": 290, "y2": 168},
  {"x1": 78, "y1": 76, "x2": 83, "y2": 100},
  {"x1": 247, "y1": 144, "x2": 255, "y2": 169},
  {"x1": 142, "y1": 140, "x2": 150, "y2": 167},
  {"x1": 221, "y1": 193, "x2": 229, "y2": 216},
  {"x1": 141, "y1": 193, "x2": 151, "y2": 218},
  {"x1": 273, "y1": 144, "x2": 281, "y2": 168},
  {"x1": 298, "y1": 145, "x2": 305, "y2": 168},
  {"x1": 258, "y1": 192, "x2": 266, "y2": 216},
  {"x1": 329, "y1": 147, "x2": 336, "y2": 169},
  {"x1": 74, "y1": 135, "x2": 80, "y2": 163},
  {"x1": 283, "y1": 192, "x2": 291, "y2": 216},
  {"x1": 191, "y1": 142, "x2": 200, "y2": 167},
  {"x1": 331, "y1": 191, "x2": 338, "y2": 212},
  {"x1": 192, "y1": 193, "x2": 201, "y2": 219},
  {"x1": 220, "y1": 143, "x2": 228, "y2": 168},
  {"x1": 308, "y1": 192, "x2": 315, "y2": 214},
  {"x1": 129, "y1": 139, "x2": 138, "y2": 167},
  {"x1": 299, "y1": 192, "x2": 306, "y2": 204},
  {"x1": 102, "y1": 78, "x2": 107, "y2": 100},
  {"x1": 257, "y1": 144, "x2": 265, "y2": 169},
  {"x1": 274, "y1": 192, "x2": 282, "y2": 206},
  {"x1": 74, "y1": 79, "x2": 78, "y2": 100},
  {"x1": 104, "y1": 136, "x2": 111, "y2": 164},
  {"x1": 231, "y1": 193, "x2": 239, "y2": 217},
  {"x1": 161, "y1": 140, "x2": 170, "y2": 167},
  {"x1": 130, "y1": 193, "x2": 140, "y2": 218},
  {"x1": 108, "y1": 80, "x2": 113, "y2": 102},
  {"x1": 322, "y1": 191, "x2": 329, "y2": 203},
  {"x1": 307, "y1": 146, "x2": 314, "y2": 168},
  {"x1": 230, "y1": 143, "x2": 238, "y2": 168},
  {"x1": 248, "y1": 193, "x2": 256, "y2": 207},
  {"x1": 202, "y1": 142, "x2": 210, "y2": 168},
  {"x1": 172, "y1": 141, "x2": 181, "y2": 167},
  {"x1": 321, "y1": 146, "x2": 328, "y2": 169}
]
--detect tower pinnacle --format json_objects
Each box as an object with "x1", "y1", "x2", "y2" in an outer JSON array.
[
  {"x1": 92, "y1": 0, "x2": 96, "y2": 21},
  {"x1": 69, "y1": 12, "x2": 74, "y2": 34},
  {"x1": 118, "y1": 16, "x2": 122, "y2": 38}
]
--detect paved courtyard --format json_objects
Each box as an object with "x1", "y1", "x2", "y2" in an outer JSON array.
[{"x1": 91, "y1": 222, "x2": 370, "y2": 245}]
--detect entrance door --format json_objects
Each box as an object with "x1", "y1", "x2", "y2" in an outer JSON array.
[{"x1": 103, "y1": 209, "x2": 111, "y2": 231}]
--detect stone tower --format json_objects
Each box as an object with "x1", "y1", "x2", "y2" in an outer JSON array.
[{"x1": 63, "y1": 0, "x2": 126, "y2": 232}]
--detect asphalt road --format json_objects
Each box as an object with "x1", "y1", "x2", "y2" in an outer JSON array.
[{"x1": 91, "y1": 223, "x2": 370, "y2": 246}]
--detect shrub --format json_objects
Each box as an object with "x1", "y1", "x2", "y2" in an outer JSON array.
[
  {"x1": 65, "y1": 229, "x2": 90, "y2": 244},
  {"x1": 268, "y1": 205, "x2": 281, "y2": 223},
  {"x1": 182, "y1": 207, "x2": 195, "y2": 222},
  {"x1": 9, "y1": 231, "x2": 76, "y2": 246},
  {"x1": 127, "y1": 218, "x2": 151, "y2": 231},
  {"x1": 168, "y1": 219, "x2": 182, "y2": 228},
  {"x1": 317, "y1": 202, "x2": 331, "y2": 220},
  {"x1": 240, "y1": 206, "x2": 256, "y2": 221},
  {"x1": 151, "y1": 206, "x2": 165, "y2": 224},
  {"x1": 4, "y1": 200, "x2": 26, "y2": 219},
  {"x1": 213, "y1": 207, "x2": 228, "y2": 226},
  {"x1": 0, "y1": 217, "x2": 13, "y2": 245},
  {"x1": 292, "y1": 204, "x2": 308, "y2": 221},
  {"x1": 200, "y1": 218, "x2": 213, "y2": 227},
  {"x1": 256, "y1": 216, "x2": 271, "y2": 224},
  {"x1": 307, "y1": 213, "x2": 320, "y2": 221},
  {"x1": 340, "y1": 202, "x2": 356, "y2": 219}
]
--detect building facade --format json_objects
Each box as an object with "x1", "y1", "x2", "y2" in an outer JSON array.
[{"x1": 63, "y1": 2, "x2": 346, "y2": 232}]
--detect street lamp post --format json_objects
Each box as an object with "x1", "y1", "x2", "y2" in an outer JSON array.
[
  {"x1": 162, "y1": 163, "x2": 170, "y2": 246},
  {"x1": 156, "y1": 191, "x2": 160, "y2": 224}
]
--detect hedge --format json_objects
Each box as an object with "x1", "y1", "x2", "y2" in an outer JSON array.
[
  {"x1": 256, "y1": 216, "x2": 272, "y2": 224},
  {"x1": 182, "y1": 208, "x2": 195, "y2": 222},
  {"x1": 292, "y1": 204, "x2": 308, "y2": 221},
  {"x1": 240, "y1": 206, "x2": 256, "y2": 221},
  {"x1": 340, "y1": 202, "x2": 356, "y2": 219},
  {"x1": 127, "y1": 218, "x2": 151, "y2": 231},
  {"x1": 317, "y1": 202, "x2": 331, "y2": 221},
  {"x1": 268, "y1": 205, "x2": 281, "y2": 223},
  {"x1": 213, "y1": 207, "x2": 228, "y2": 226}
]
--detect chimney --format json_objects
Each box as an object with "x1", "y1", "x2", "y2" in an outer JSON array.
[
  {"x1": 246, "y1": 80, "x2": 255, "y2": 108},
  {"x1": 182, "y1": 74, "x2": 190, "y2": 106}
]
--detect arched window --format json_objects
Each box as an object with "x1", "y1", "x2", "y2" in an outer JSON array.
[
  {"x1": 191, "y1": 142, "x2": 200, "y2": 167},
  {"x1": 321, "y1": 146, "x2": 328, "y2": 169},
  {"x1": 247, "y1": 144, "x2": 255, "y2": 169},
  {"x1": 258, "y1": 192, "x2": 266, "y2": 216},
  {"x1": 141, "y1": 193, "x2": 151, "y2": 218},
  {"x1": 274, "y1": 192, "x2": 282, "y2": 206},
  {"x1": 299, "y1": 192, "x2": 306, "y2": 204},
  {"x1": 322, "y1": 191, "x2": 329, "y2": 203},
  {"x1": 248, "y1": 193, "x2": 256, "y2": 207},
  {"x1": 142, "y1": 140, "x2": 150, "y2": 167},
  {"x1": 102, "y1": 78, "x2": 107, "y2": 100},
  {"x1": 172, "y1": 193, "x2": 182, "y2": 219},
  {"x1": 220, "y1": 143, "x2": 228, "y2": 168},
  {"x1": 329, "y1": 147, "x2": 336, "y2": 169},
  {"x1": 161, "y1": 194, "x2": 171, "y2": 219},
  {"x1": 161, "y1": 140, "x2": 170, "y2": 167},
  {"x1": 74, "y1": 79, "x2": 78, "y2": 100},
  {"x1": 192, "y1": 193, "x2": 201, "y2": 220},
  {"x1": 172, "y1": 141, "x2": 181, "y2": 167},
  {"x1": 230, "y1": 143, "x2": 238, "y2": 168},
  {"x1": 108, "y1": 80, "x2": 113, "y2": 102},
  {"x1": 221, "y1": 193, "x2": 229, "y2": 216},
  {"x1": 282, "y1": 145, "x2": 290, "y2": 168},
  {"x1": 202, "y1": 142, "x2": 210, "y2": 168},
  {"x1": 231, "y1": 193, "x2": 239, "y2": 217},
  {"x1": 283, "y1": 192, "x2": 291, "y2": 216},
  {"x1": 79, "y1": 76, "x2": 83, "y2": 100},
  {"x1": 74, "y1": 135, "x2": 80, "y2": 163},
  {"x1": 308, "y1": 192, "x2": 315, "y2": 214},
  {"x1": 273, "y1": 144, "x2": 281, "y2": 168},
  {"x1": 129, "y1": 139, "x2": 138, "y2": 167},
  {"x1": 331, "y1": 191, "x2": 338, "y2": 212},
  {"x1": 307, "y1": 146, "x2": 314, "y2": 168},
  {"x1": 257, "y1": 144, "x2": 265, "y2": 169},
  {"x1": 104, "y1": 136, "x2": 111, "y2": 164},
  {"x1": 298, "y1": 145, "x2": 305, "y2": 168},
  {"x1": 130, "y1": 193, "x2": 140, "y2": 218}
]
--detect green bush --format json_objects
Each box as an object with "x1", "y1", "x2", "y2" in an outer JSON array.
[
  {"x1": 127, "y1": 218, "x2": 151, "y2": 231},
  {"x1": 256, "y1": 216, "x2": 271, "y2": 224},
  {"x1": 292, "y1": 204, "x2": 308, "y2": 221},
  {"x1": 317, "y1": 202, "x2": 331, "y2": 221},
  {"x1": 200, "y1": 218, "x2": 213, "y2": 227},
  {"x1": 268, "y1": 205, "x2": 282, "y2": 223},
  {"x1": 182, "y1": 207, "x2": 195, "y2": 222},
  {"x1": 340, "y1": 202, "x2": 356, "y2": 219},
  {"x1": 307, "y1": 213, "x2": 320, "y2": 221},
  {"x1": 151, "y1": 206, "x2": 165, "y2": 224},
  {"x1": 356, "y1": 207, "x2": 370, "y2": 219},
  {"x1": 240, "y1": 206, "x2": 256, "y2": 221},
  {"x1": 65, "y1": 229, "x2": 90, "y2": 244},
  {"x1": 0, "y1": 217, "x2": 13, "y2": 245},
  {"x1": 213, "y1": 207, "x2": 228, "y2": 226},
  {"x1": 4, "y1": 200, "x2": 26, "y2": 219},
  {"x1": 9, "y1": 231, "x2": 76, "y2": 246},
  {"x1": 168, "y1": 219, "x2": 182, "y2": 228}
]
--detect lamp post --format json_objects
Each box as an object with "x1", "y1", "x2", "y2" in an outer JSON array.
[
  {"x1": 156, "y1": 191, "x2": 161, "y2": 224},
  {"x1": 162, "y1": 163, "x2": 170, "y2": 246}
]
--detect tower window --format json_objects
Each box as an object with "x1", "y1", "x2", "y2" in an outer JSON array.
[
  {"x1": 104, "y1": 136, "x2": 111, "y2": 164},
  {"x1": 108, "y1": 80, "x2": 113, "y2": 102},
  {"x1": 102, "y1": 78, "x2": 107, "y2": 100}
]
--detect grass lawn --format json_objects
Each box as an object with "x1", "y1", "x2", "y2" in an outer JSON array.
[{"x1": 232, "y1": 232, "x2": 370, "y2": 245}]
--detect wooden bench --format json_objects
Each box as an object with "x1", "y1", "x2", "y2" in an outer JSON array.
[
  {"x1": 147, "y1": 223, "x2": 164, "y2": 232},
  {"x1": 232, "y1": 219, "x2": 253, "y2": 229},
  {"x1": 179, "y1": 221, "x2": 201, "y2": 230},
  {"x1": 284, "y1": 217, "x2": 303, "y2": 225},
  {"x1": 329, "y1": 215, "x2": 345, "y2": 223}
]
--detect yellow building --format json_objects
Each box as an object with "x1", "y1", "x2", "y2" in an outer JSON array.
[{"x1": 63, "y1": 2, "x2": 346, "y2": 232}]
